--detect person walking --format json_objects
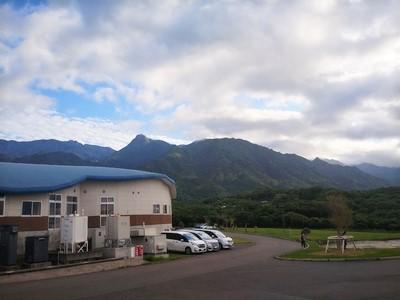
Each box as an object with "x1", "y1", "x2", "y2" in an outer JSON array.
[
  {"x1": 342, "y1": 230, "x2": 347, "y2": 250},
  {"x1": 300, "y1": 231, "x2": 306, "y2": 248}
]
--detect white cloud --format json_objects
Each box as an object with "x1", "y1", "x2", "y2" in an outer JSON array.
[
  {"x1": 0, "y1": 106, "x2": 140, "y2": 150},
  {"x1": 0, "y1": 0, "x2": 399, "y2": 166},
  {"x1": 93, "y1": 87, "x2": 118, "y2": 103}
]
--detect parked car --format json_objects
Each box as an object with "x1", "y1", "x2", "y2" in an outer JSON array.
[
  {"x1": 195, "y1": 229, "x2": 234, "y2": 249},
  {"x1": 195, "y1": 223, "x2": 216, "y2": 229},
  {"x1": 161, "y1": 231, "x2": 207, "y2": 254},
  {"x1": 179, "y1": 229, "x2": 220, "y2": 252}
]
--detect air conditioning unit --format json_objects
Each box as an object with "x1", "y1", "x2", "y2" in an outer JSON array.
[
  {"x1": 144, "y1": 227, "x2": 157, "y2": 236},
  {"x1": 61, "y1": 216, "x2": 88, "y2": 244},
  {"x1": 105, "y1": 216, "x2": 130, "y2": 240},
  {"x1": 131, "y1": 228, "x2": 145, "y2": 237}
]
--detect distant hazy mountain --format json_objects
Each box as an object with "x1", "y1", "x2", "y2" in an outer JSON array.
[
  {"x1": 12, "y1": 152, "x2": 95, "y2": 166},
  {"x1": 0, "y1": 139, "x2": 115, "y2": 161},
  {"x1": 321, "y1": 158, "x2": 346, "y2": 166},
  {"x1": 356, "y1": 163, "x2": 400, "y2": 186},
  {"x1": 142, "y1": 138, "x2": 387, "y2": 200},
  {"x1": 311, "y1": 158, "x2": 385, "y2": 190},
  {"x1": 0, "y1": 135, "x2": 390, "y2": 200},
  {"x1": 103, "y1": 134, "x2": 173, "y2": 169}
]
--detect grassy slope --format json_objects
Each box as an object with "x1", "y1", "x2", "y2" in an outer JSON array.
[{"x1": 230, "y1": 227, "x2": 400, "y2": 241}]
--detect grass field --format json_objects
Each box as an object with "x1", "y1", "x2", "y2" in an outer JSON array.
[
  {"x1": 144, "y1": 253, "x2": 187, "y2": 264},
  {"x1": 228, "y1": 227, "x2": 400, "y2": 242},
  {"x1": 226, "y1": 227, "x2": 400, "y2": 260},
  {"x1": 280, "y1": 241, "x2": 400, "y2": 260},
  {"x1": 232, "y1": 236, "x2": 254, "y2": 245}
]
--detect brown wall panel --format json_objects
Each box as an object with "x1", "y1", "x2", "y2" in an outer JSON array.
[
  {"x1": 0, "y1": 216, "x2": 48, "y2": 231},
  {"x1": 0, "y1": 215, "x2": 171, "y2": 231},
  {"x1": 88, "y1": 216, "x2": 100, "y2": 228}
]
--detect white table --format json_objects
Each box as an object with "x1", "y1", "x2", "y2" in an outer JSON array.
[{"x1": 325, "y1": 235, "x2": 357, "y2": 254}]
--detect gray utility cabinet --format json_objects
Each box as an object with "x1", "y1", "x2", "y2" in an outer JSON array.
[
  {"x1": 25, "y1": 236, "x2": 49, "y2": 264},
  {"x1": 88, "y1": 228, "x2": 105, "y2": 249},
  {"x1": 0, "y1": 224, "x2": 18, "y2": 266}
]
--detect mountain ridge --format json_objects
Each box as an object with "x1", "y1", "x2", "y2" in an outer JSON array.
[
  {"x1": 0, "y1": 139, "x2": 115, "y2": 161},
  {"x1": 103, "y1": 134, "x2": 173, "y2": 169},
  {"x1": 356, "y1": 163, "x2": 400, "y2": 186},
  {"x1": 0, "y1": 135, "x2": 392, "y2": 200}
]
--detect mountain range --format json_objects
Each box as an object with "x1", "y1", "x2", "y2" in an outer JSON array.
[
  {"x1": 356, "y1": 163, "x2": 400, "y2": 186},
  {"x1": 0, "y1": 139, "x2": 114, "y2": 162},
  {"x1": 0, "y1": 135, "x2": 397, "y2": 200}
]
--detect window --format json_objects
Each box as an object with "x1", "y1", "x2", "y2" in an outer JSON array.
[
  {"x1": 0, "y1": 194, "x2": 4, "y2": 216},
  {"x1": 66, "y1": 196, "x2": 78, "y2": 215},
  {"x1": 100, "y1": 197, "x2": 114, "y2": 226},
  {"x1": 49, "y1": 194, "x2": 61, "y2": 229},
  {"x1": 163, "y1": 204, "x2": 168, "y2": 214},
  {"x1": 153, "y1": 204, "x2": 160, "y2": 214},
  {"x1": 22, "y1": 201, "x2": 41, "y2": 216}
]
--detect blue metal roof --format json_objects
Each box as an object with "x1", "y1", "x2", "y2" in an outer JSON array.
[{"x1": 0, "y1": 162, "x2": 176, "y2": 197}]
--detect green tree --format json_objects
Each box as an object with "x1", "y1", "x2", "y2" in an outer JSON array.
[{"x1": 327, "y1": 193, "x2": 353, "y2": 234}]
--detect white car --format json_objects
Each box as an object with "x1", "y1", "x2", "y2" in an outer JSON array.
[
  {"x1": 179, "y1": 229, "x2": 220, "y2": 252},
  {"x1": 161, "y1": 231, "x2": 207, "y2": 254},
  {"x1": 195, "y1": 229, "x2": 234, "y2": 250}
]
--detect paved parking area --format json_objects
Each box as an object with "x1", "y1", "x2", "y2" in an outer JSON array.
[{"x1": 1, "y1": 233, "x2": 400, "y2": 299}]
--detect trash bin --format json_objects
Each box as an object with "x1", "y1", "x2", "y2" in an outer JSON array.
[
  {"x1": 0, "y1": 224, "x2": 18, "y2": 266},
  {"x1": 25, "y1": 235, "x2": 49, "y2": 264}
]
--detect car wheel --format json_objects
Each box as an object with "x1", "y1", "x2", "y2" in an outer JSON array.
[{"x1": 185, "y1": 247, "x2": 192, "y2": 255}]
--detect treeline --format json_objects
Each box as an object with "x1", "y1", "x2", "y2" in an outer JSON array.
[{"x1": 172, "y1": 187, "x2": 400, "y2": 230}]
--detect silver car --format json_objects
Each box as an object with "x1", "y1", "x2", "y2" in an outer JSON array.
[
  {"x1": 195, "y1": 229, "x2": 234, "y2": 250},
  {"x1": 161, "y1": 231, "x2": 207, "y2": 254},
  {"x1": 179, "y1": 229, "x2": 220, "y2": 252}
]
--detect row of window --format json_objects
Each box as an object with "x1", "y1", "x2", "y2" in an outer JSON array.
[
  {"x1": 100, "y1": 197, "x2": 114, "y2": 226},
  {"x1": 0, "y1": 195, "x2": 170, "y2": 228},
  {"x1": 48, "y1": 194, "x2": 78, "y2": 229},
  {"x1": 153, "y1": 204, "x2": 169, "y2": 214}
]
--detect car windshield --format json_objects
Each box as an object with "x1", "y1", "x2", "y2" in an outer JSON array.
[
  {"x1": 193, "y1": 231, "x2": 211, "y2": 240},
  {"x1": 213, "y1": 231, "x2": 226, "y2": 238},
  {"x1": 182, "y1": 233, "x2": 198, "y2": 241}
]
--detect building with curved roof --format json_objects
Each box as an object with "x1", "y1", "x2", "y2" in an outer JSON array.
[{"x1": 0, "y1": 162, "x2": 176, "y2": 255}]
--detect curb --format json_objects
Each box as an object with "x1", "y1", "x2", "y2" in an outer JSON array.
[
  {"x1": 274, "y1": 255, "x2": 400, "y2": 262},
  {"x1": 0, "y1": 257, "x2": 146, "y2": 277}
]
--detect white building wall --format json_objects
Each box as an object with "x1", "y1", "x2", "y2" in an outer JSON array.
[
  {"x1": 79, "y1": 179, "x2": 172, "y2": 216},
  {"x1": 1, "y1": 179, "x2": 173, "y2": 255}
]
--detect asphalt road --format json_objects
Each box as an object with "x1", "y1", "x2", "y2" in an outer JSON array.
[{"x1": 1, "y1": 234, "x2": 400, "y2": 300}]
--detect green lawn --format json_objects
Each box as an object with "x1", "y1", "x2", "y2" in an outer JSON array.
[
  {"x1": 144, "y1": 253, "x2": 187, "y2": 264},
  {"x1": 232, "y1": 236, "x2": 254, "y2": 245},
  {"x1": 229, "y1": 227, "x2": 400, "y2": 242},
  {"x1": 280, "y1": 241, "x2": 400, "y2": 260},
  {"x1": 226, "y1": 227, "x2": 400, "y2": 260}
]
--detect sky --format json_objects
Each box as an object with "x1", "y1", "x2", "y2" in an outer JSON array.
[{"x1": 0, "y1": 0, "x2": 399, "y2": 167}]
